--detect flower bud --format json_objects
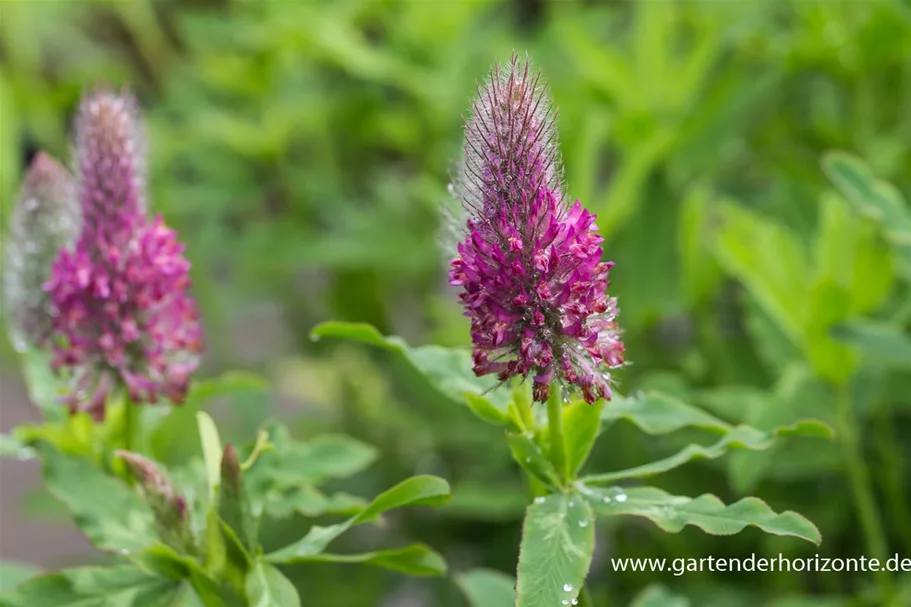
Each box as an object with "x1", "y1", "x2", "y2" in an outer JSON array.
[
  {"x1": 219, "y1": 443, "x2": 257, "y2": 553},
  {"x1": 117, "y1": 450, "x2": 194, "y2": 554},
  {"x1": 3, "y1": 152, "x2": 79, "y2": 352}
]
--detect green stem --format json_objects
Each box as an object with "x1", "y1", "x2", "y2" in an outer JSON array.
[
  {"x1": 546, "y1": 384, "x2": 567, "y2": 483},
  {"x1": 578, "y1": 585, "x2": 595, "y2": 607},
  {"x1": 123, "y1": 396, "x2": 137, "y2": 453},
  {"x1": 874, "y1": 397, "x2": 911, "y2": 550},
  {"x1": 835, "y1": 383, "x2": 892, "y2": 598}
]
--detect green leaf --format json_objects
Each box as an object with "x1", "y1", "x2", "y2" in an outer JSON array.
[
  {"x1": 602, "y1": 392, "x2": 730, "y2": 435},
  {"x1": 506, "y1": 432, "x2": 561, "y2": 489},
  {"x1": 584, "y1": 485, "x2": 821, "y2": 544},
  {"x1": 0, "y1": 565, "x2": 182, "y2": 607},
  {"x1": 278, "y1": 434, "x2": 377, "y2": 484},
  {"x1": 40, "y1": 446, "x2": 157, "y2": 553},
  {"x1": 265, "y1": 475, "x2": 450, "y2": 562},
  {"x1": 310, "y1": 321, "x2": 508, "y2": 409},
  {"x1": 822, "y1": 151, "x2": 911, "y2": 239},
  {"x1": 291, "y1": 544, "x2": 447, "y2": 576},
  {"x1": 186, "y1": 372, "x2": 270, "y2": 407},
  {"x1": 19, "y1": 349, "x2": 66, "y2": 421},
  {"x1": 244, "y1": 562, "x2": 300, "y2": 607},
  {"x1": 629, "y1": 584, "x2": 690, "y2": 607},
  {"x1": 581, "y1": 421, "x2": 833, "y2": 485},
  {"x1": 197, "y1": 412, "x2": 223, "y2": 500},
  {"x1": 266, "y1": 486, "x2": 367, "y2": 519},
  {"x1": 0, "y1": 434, "x2": 35, "y2": 461},
  {"x1": 464, "y1": 393, "x2": 513, "y2": 428},
  {"x1": 713, "y1": 200, "x2": 809, "y2": 345},
  {"x1": 515, "y1": 493, "x2": 595, "y2": 607},
  {"x1": 563, "y1": 398, "x2": 604, "y2": 475},
  {"x1": 0, "y1": 562, "x2": 41, "y2": 592},
  {"x1": 822, "y1": 151, "x2": 911, "y2": 280},
  {"x1": 831, "y1": 321, "x2": 911, "y2": 368},
  {"x1": 456, "y1": 568, "x2": 516, "y2": 607}
]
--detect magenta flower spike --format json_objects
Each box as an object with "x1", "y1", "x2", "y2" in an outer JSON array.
[
  {"x1": 45, "y1": 90, "x2": 203, "y2": 418},
  {"x1": 3, "y1": 152, "x2": 79, "y2": 352},
  {"x1": 448, "y1": 55, "x2": 624, "y2": 404}
]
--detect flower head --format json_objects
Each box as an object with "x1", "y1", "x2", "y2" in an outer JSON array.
[
  {"x1": 448, "y1": 55, "x2": 624, "y2": 404},
  {"x1": 46, "y1": 90, "x2": 203, "y2": 418},
  {"x1": 3, "y1": 153, "x2": 79, "y2": 352}
]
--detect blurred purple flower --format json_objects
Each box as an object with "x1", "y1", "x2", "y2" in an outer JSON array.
[
  {"x1": 3, "y1": 152, "x2": 79, "y2": 352},
  {"x1": 46, "y1": 90, "x2": 203, "y2": 418},
  {"x1": 447, "y1": 55, "x2": 624, "y2": 404}
]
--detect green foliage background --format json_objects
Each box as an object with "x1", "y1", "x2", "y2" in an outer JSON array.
[{"x1": 2, "y1": 1, "x2": 911, "y2": 605}]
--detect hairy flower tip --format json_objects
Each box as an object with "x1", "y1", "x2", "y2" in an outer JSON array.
[
  {"x1": 3, "y1": 153, "x2": 80, "y2": 352},
  {"x1": 46, "y1": 90, "x2": 203, "y2": 418},
  {"x1": 73, "y1": 89, "x2": 146, "y2": 244},
  {"x1": 448, "y1": 55, "x2": 625, "y2": 404}
]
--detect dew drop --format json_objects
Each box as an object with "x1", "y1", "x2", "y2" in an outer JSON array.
[
  {"x1": 571, "y1": 599, "x2": 579, "y2": 606},
  {"x1": 563, "y1": 584, "x2": 573, "y2": 592},
  {"x1": 578, "y1": 520, "x2": 588, "y2": 528},
  {"x1": 602, "y1": 496, "x2": 612, "y2": 504},
  {"x1": 447, "y1": 183, "x2": 455, "y2": 195},
  {"x1": 561, "y1": 601, "x2": 569, "y2": 606},
  {"x1": 615, "y1": 493, "x2": 628, "y2": 503},
  {"x1": 534, "y1": 496, "x2": 546, "y2": 505}
]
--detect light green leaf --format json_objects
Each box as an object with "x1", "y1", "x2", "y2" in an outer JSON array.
[
  {"x1": 265, "y1": 475, "x2": 450, "y2": 562},
  {"x1": 40, "y1": 446, "x2": 157, "y2": 553},
  {"x1": 310, "y1": 321, "x2": 508, "y2": 410},
  {"x1": 197, "y1": 412, "x2": 223, "y2": 499},
  {"x1": 245, "y1": 562, "x2": 300, "y2": 607},
  {"x1": 831, "y1": 321, "x2": 911, "y2": 368},
  {"x1": 19, "y1": 349, "x2": 66, "y2": 421},
  {"x1": 266, "y1": 486, "x2": 367, "y2": 519},
  {"x1": 629, "y1": 584, "x2": 690, "y2": 607},
  {"x1": 584, "y1": 485, "x2": 821, "y2": 544},
  {"x1": 0, "y1": 565, "x2": 182, "y2": 607},
  {"x1": 464, "y1": 393, "x2": 513, "y2": 428},
  {"x1": 0, "y1": 562, "x2": 41, "y2": 592},
  {"x1": 564, "y1": 399, "x2": 605, "y2": 475},
  {"x1": 822, "y1": 151, "x2": 911, "y2": 239},
  {"x1": 277, "y1": 434, "x2": 377, "y2": 484},
  {"x1": 581, "y1": 421, "x2": 832, "y2": 485},
  {"x1": 288, "y1": 544, "x2": 446, "y2": 576},
  {"x1": 186, "y1": 372, "x2": 270, "y2": 407},
  {"x1": 602, "y1": 392, "x2": 730, "y2": 435},
  {"x1": 713, "y1": 200, "x2": 809, "y2": 345},
  {"x1": 506, "y1": 432, "x2": 561, "y2": 489},
  {"x1": 822, "y1": 151, "x2": 911, "y2": 280},
  {"x1": 516, "y1": 493, "x2": 595, "y2": 607},
  {"x1": 0, "y1": 434, "x2": 34, "y2": 461},
  {"x1": 456, "y1": 568, "x2": 516, "y2": 607}
]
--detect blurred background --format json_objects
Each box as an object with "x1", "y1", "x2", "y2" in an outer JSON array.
[{"x1": 2, "y1": 1, "x2": 911, "y2": 605}]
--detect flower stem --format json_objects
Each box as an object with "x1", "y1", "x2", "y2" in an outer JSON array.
[
  {"x1": 123, "y1": 396, "x2": 137, "y2": 453},
  {"x1": 836, "y1": 383, "x2": 892, "y2": 598},
  {"x1": 546, "y1": 384, "x2": 567, "y2": 482}
]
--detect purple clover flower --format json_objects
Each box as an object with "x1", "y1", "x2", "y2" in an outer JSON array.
[
  {"x1": 448, "y1": 55, "x2": 624, "y2": 404},
  {"x1": 45, "y1": 90, "x2": 203, "y2": 418}
]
